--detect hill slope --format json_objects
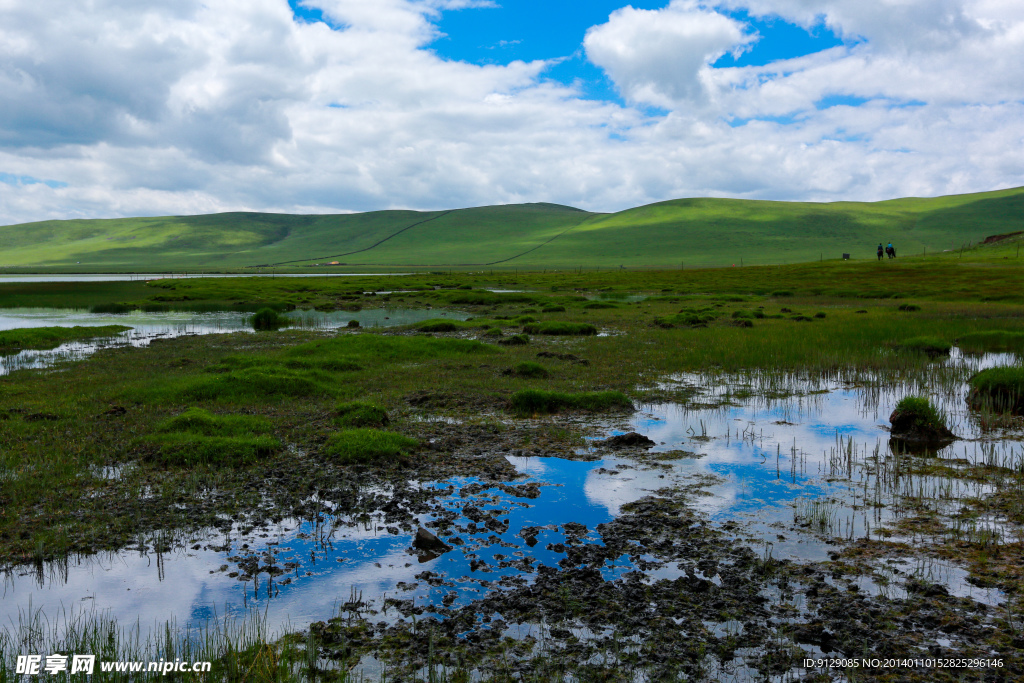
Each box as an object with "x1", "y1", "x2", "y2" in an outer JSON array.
[{"x1": 0, "y1": 188, "x2": 1021, "y2": 270}]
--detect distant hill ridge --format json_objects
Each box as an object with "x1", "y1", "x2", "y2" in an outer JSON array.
[{"x1": 1, "y1": 186, "x2": 1021, "y2": 269}]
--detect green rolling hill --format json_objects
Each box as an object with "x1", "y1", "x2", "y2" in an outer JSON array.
[{"x1": 1, "y1": 187, "x2": 1021, "y2": 270}]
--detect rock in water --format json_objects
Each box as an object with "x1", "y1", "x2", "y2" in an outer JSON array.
[
  {"x1": 600, "y1": 432, "x2": 656, "y2": 449},
  {"x1": 413, "y1": 527, "x2": 452, "y2": 554}
]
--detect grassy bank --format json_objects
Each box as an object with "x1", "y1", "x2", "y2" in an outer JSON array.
[{"x1": 0, "y1": 325, "x2": 130, "y2": 354}]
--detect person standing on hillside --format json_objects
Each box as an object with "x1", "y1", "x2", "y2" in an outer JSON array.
[{"x1": 877, "y1": 243, "x2": 884, "y2": 260}]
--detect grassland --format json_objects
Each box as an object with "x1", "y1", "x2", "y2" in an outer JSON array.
[
  {"x1": 2, "y1": 262, "x2": 1023, "y2": 681},
  {"x1": 0, "y1": 186, "x2": 1021, "y2": 270}
]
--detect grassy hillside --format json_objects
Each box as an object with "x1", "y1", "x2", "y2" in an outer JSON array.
[{"x1": 0, "y1": 188, "x2": 1021, "y2": 270}]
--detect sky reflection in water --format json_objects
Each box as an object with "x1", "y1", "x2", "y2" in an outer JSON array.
[{"x1": 4, "y1": 353, "x2": 1020, "y2": 640}]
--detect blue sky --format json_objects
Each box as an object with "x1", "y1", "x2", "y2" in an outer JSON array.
[
  {"x1": 0, "y1": 0, "x2": 1022, "y2": 223},
  {"x1": 290, "y1": 1, "x2": 847, "y2": 105}
]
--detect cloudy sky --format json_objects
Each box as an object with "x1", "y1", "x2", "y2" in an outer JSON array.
[{"x1": 1, "y1": 0, "x2": 1022, "y2": 224}]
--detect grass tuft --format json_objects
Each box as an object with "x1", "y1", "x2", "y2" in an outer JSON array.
[
  {"x1": 894, "y1": 336, "x2": 952, "y2": 357},
  {"x1": 251, "y1": 307, "x2": 291, "y2": 331},
  {"x1": 335, "y1": 401, "x2": 389, "y2": 428},
  {"x1": 498, "y1": 334, "x2": 530, "y2": 346},
  {"x1": 969, "y1": 367, "x2": 1024, "y2": 413},
  {"x1": 507, "y1": 362, "x2": 550, "y2": 378},
  {"x1": 415, "y1": 320, "x2": 459, "y2": 333},
  {"x1": 510, "y1": 389, "x2": 632, "y2": 415},
  {"x1": 142, "y1": 408, "x2": 280, "y2": 466},
  {"x1": 325, "y1": 429, "x2": 419, "y2": 464}
]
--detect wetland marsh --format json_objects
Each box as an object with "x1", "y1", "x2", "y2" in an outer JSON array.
[{"x1": 1, "y1": 264, "x2": 1022, "y2": 682}]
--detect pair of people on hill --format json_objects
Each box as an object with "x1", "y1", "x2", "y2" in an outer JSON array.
[{"x1": 877, "y1": 242, "x2": 896, "y2": 260}]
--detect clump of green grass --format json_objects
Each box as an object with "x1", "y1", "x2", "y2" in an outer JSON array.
[
  {"x1": 415, "y1": 320, "x2": 459, "y2": 333},
  {"x1": 956, "y1": 331, "x2": 1024, "y2": 354},
  {"x1": 326, "y1": 429, "x2": 419, "y2": 464},
  {"x1": 892, "y1": 397, "x2": 946, "y2": 431},
  {"x1": 155, "y1": 407, "x2": 273, "y2": 435},
  {"x1": 654, "y1": 309, "x2": 718, "y2": 328},
  {"x1": 505, "y1": 362, "x2": 550, "y2": 378},
  {"x1": 141, "y1": 408, "x2": 280, "y2": 466},
  {"x1": 513, "y1": 315, "x2": 537, "y2": 324},
  {"x1": 185, "y1": 368, "x2": 335, "y2": 401},
  {"x1": 251, "y1": 307, "x2": 291, "y2": 331},
  {"x1": 499, "y1": 334, "x2": 530, "y2": 346},
  {"x1": 0, "y1": 325, "x2": 130, "y2": 354},
  {"x1": 480, "y1": 327, "x2": 503, "y2": 337},
  {"x1": 510, "y1": 389, "x2": 632, "y2": 415},
  {"x1": 522, "y1": 322, "x2": 597, "y2": 336},
  {"x1": 894, "y1": 336, "x2": 952, "y2": 357},
  {"x1": 541, "y1": 305, "x2": 566, "y2": 313},
  {"x1": 336, "y1": 401, "x2": 389, "y2": 428},
  {"x1": 583, "y1": 302, "x2": 618, "y2": 309},
  {"x1": 969, "y1": 367, "x2": 1024, "y2": 413},
  {"x1": 898, "y1": 304, "x2": 922, "y2": 312}
]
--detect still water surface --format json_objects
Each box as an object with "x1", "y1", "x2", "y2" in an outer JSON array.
[{"x1": 0, "y1": 307, "x2": 467, "y2": 376}]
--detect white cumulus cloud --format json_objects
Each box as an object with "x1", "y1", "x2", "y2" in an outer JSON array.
[
  {"x1": 0, "y1": 0, "x2": 1021, "y2": 226},
  {"x1": 584, "y1": 1, "x2": 754, "y2": 107}
]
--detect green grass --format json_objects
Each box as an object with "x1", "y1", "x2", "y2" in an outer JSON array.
[
  {"x1": 414, "y1": 320, "x2": 459, "y2": 332},
  {"x1": 498, "y1": 334, "x2": 530, "y2": 346},
  {"x1": 894, "y1": 336, "x2": 952, "y2": 356},
  {"x1": 335, "y1": 401, "x2": 389, "y2": 428},
  {"x1": 0, "y1": 325, "x2": 130, "y2": 354},
  {"x1": 184, "y1": 368, "x2": 337, "y2": 402},
  {"x1": 325, "y1": 429, "x2": 419, "y2": 464},
  {"x1": 522, "y1": 322, "x2": 598, "y2": 336},
  {"x1": 507, "y1": 361, "x2": 550, "y2": 378},
  {"x1": 892, "y1": 396, "x2": 948, "y2": 431},
  {"x1": 510, "y1": 389, "x2": 633, "y2": 415},
  {"x1": 956, "y1": 331, "x2": 1024, "y2": 354},
  {"x1": 969, "y1": 367, "x2": 1024, "y2": 413},
  {"x1": 141, "y1": 408, "x2": 281, "y2": 466},
  {"x1": 1, "y1": 186, "x2": 1021, "y2": 269},
  {"x1": 251, "y1": 307, "x2": 291, "y2": 331},
  {"x1": 155, "y1": 407, "x2": 273, "y2": 436}
]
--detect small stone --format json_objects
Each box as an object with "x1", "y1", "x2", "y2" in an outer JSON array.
[{"x1": 413, "y1": 527, "x2": 452, "y2": 554}]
